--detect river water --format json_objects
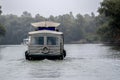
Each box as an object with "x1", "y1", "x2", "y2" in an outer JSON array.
[{"x1": 0, "y1": 44, "x2": 120, "y2": 80}]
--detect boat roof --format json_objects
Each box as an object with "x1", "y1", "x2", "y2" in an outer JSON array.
[
  {"x1": 29, "y1": 30, "x2": 63, "y2": 35},
  {"x1": 31, "y1": 21, "x2": 60, "y2": 28}
]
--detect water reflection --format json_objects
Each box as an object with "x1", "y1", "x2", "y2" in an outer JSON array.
[
  {"x1": 111, "y1": 45, "x2": 120, "y2": 51},
  {"x1": 104, "y1": 44, "x2": 120, "y2": 59}
]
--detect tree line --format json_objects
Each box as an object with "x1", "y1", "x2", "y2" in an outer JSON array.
[
  {"x1": 0, "y1": 11, "x2": 101, "y2": 44},
  {"x1": 0, "y1": 0, "x2": 120, "y2": 44}
]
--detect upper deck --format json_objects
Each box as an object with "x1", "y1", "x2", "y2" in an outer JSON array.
[
  {"x1": 31, "y1": 21, "x2": 60, "y2": 27},
  {"x1": 29, "y1": 21, "x2": 62, "y2": 36},
  {"x1": 31, "y1": 21, "x2": 60, "y2": 31},
  {"x1": 29, "y1": 30, "x2": 63, "y2": 36}
]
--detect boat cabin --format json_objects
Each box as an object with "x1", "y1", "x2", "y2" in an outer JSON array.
[{"x1": 25, "y1": 21, "x2": 66, "y2": 60}]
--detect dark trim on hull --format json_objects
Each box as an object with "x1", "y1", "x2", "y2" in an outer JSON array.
[
  {"x1": 25, "y1": 51, "x2": 66, "y2": 60},
  {"x1": 29, "y1": 54, "x2": 62, "y2": 60}
]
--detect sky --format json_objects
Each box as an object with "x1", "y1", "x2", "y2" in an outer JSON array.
[{"x1": 1, "y1": 0, "x2": 103, "y2": 17}]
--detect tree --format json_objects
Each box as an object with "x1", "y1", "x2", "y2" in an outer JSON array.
[
  {"x1": 0, "y1": 24, "x2": 5, "y2": 36},
  {"x1": 0, "y1": 6, "x2": 2, "y2": 14},
  {"x1": 0, "y1": 6, "x2": 5, "y2": 36},
  {"x1": 21, "y1": 11, "x2": 32, "y2": 18},
  {"x1": 49, "y1": 15, "x2": 55, "y2": 21},
  {"x1": 98, "y1": 0, "x2": 120, "y2": 43},
  {"x1": 35, "y1": 14, "x2": 45, "y2": 22}
]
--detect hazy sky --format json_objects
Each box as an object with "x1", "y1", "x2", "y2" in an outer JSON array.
[{"x1": 1, "y1": 0, "x2": 103, "y2": 17}]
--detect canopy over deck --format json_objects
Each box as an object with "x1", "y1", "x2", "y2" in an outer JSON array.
[{"x1": 31, "y1": 21, "x2": 60, "y2": 28}]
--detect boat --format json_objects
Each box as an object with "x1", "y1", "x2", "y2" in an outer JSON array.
[{"x1": 25, "y1": 21, "x2": 66, "y2": 60}]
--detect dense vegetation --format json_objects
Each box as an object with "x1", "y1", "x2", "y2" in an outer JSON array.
[
  {"x1": 98, "y1": 0, "x2": 120, "y2": 43},
  {"x1": 0, "y1": 6, "x2": 5, "y2": 37},
  {"x1": 0, "y1": 12, "x2": 100, "y2": 44},
  {"x1": 0, "y1": 0, "x2": 120, "y2": 44}
]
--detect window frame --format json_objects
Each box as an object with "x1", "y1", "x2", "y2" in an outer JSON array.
[
  {"x1": 46, "y1": 36, "x2": 59, "y2": 46},
  {"x1": 31, "y1": 36, "x2": 45, "y2": 45}
]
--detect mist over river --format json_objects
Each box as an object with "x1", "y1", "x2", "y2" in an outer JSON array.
[{"x1": 0, "y1": 44, "x2": 120, "y2": 80}]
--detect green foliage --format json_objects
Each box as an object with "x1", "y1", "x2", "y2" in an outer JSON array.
[
  {"x1": 0, "y1": 6, "x2": 2, "y2": 14},
  {"x1": 99, "y1": 0, "x2": 120, "y2": 18},
  {"x1": 0, "y1": 24, "x2": 5, "y2": 36},
  {"x1": 0, "y1": 5, "x2": 6, "y2": 37},
  {"x1": 0, "y1": 11, "x2": 100, "y2": 44},
  {"x1": 98, "y1": 0, "x2": 120, "y2": 43}
]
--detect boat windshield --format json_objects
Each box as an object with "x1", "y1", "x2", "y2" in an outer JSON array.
[
  {"x1": 34, "y1": 37, "x2": 44, "y2": 45},
  {"x1": 47, "y1": 37, "x2": 58, "y2": 45}
]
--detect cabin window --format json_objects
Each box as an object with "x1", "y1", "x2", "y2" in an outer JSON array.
[
  {"x1": 47, "y1": 37, "x2": 58, "y2": 45},
  {"x1": 34, "y1": 37, "x2": 44, "y2": 45}
]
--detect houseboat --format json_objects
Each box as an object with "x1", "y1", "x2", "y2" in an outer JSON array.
[{"x1": 25, "y1": 21, "x2": 66, "y2": 60}]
